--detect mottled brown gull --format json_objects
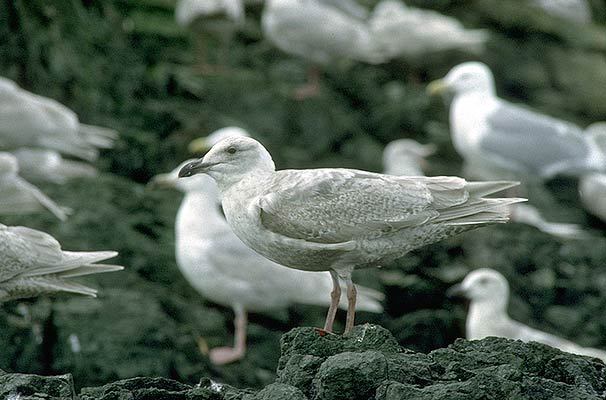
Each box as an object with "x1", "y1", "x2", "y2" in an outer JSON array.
[
  {"x1": 151, "y1": 160, "x2": 382, "y2": 364},
  {"x1": 448, "y1": 268, "x2": 606, "y2": 361},
  {"x1": 179, "y1": 136, "x2": 524, "y2": 333},
  {"x1": 0, "y1": 224, "x2": 123, "y2": 303}
]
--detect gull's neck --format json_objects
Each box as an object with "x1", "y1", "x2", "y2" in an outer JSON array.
[
  {"x1": 176, "y1": 190, "x2": 228, "y2": 240},
  {"x1": 384, "y1": 157, "x2": 424, "y2": 176},
  {"x1": 466, "y1": 296, "x2": 510, "y2": 339}
]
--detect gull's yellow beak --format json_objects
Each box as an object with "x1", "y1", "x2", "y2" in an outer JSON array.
[
  {"x1": 188, "y1": 137, "x2": 212, "y2": 154},
  {"x1": 147, "y1": 173, "x2": 176, "y2": 189},
  {"x1": 426, "y1": 79, "x2": 448, "y2": 96}
]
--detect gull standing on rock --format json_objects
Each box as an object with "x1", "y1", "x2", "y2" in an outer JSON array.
[
  {"x1": 150, "y1": 159, "x2": 383, "y2": 364},
  {"x1": 0, "y1": 224, "x2": 123, "y2": 303},
  {"x1": 179, "y1": 136, "x2": 523, "y2": 333},
  {"x1": 369, "y1": 0, "x2": 487, "y2": 60},
  {"x1": 382, "y1": 139, "x2": 587, "y2": 240},
  {"x1": 0, "y1": 152, "x2": 70, "y2": 221},
  {"x1": 262, "y1": 0, "x2": 383, "y2": 98},
  {"x1": 0, "y1": 77, "x2": 117, "y2": 162},
  {"x1": 427, "y1": 62, "x2": 606, "y2": 181},
  {"x1": 448, "y1": 268, "x2": 606, "y2": 361}
]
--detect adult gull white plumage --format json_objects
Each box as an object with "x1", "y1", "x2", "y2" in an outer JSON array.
[
  {"x1": 0, "y1": 152, "x2": 70, "y2": 221},
  {"x1": 150, "y1": 159, "x2": 383, "y2": 364},
  {"x1": 0, "y1": 224, "x2": 123, "y2": 303},
  {"x1": 369, "y1": 0, "x2": 488, "y2": 60},
  {"x1": 448, "y1": 268, "x2": 606, "y2": 361},
  {"x1": 179, "y1": 136, "x2": 524, "y2": 333},
  {"x1": 12, "y1": 148, "x2": 97, "y2": 184},
  {"x1": 262, "y1": 0, "x2": 383, "y2": 98},
  {"x1": 427, "y1": 62, "x2": 606, "y2": 181},
  {"x1": 0, "y1": 77, "x2": 117, "y2": 162}
]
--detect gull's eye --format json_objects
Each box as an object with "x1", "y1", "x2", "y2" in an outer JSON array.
[
  {"x1": 478, "y1": 278, "x2": 489, "y2": 285},
  {"x1": 226, "y1": 146, "x2": 237, "y2": 154}
]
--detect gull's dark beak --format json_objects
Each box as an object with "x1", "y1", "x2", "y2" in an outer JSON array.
[
  {"x1": 446, "y1": 283, "x2": 466, "y2": 299},
  {"x1": 178, "y1": 159, "x2": 214, "y2": 178}
]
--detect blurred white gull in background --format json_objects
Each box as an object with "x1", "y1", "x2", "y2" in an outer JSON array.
[
  {"x1": 449, "y1": 268, "x2": 606, "y2": 361},
  {"x1": 0, "y1": 77, "x2": 117, "y2": 162},
  {"x1": 175, "y1": 0, "x2": 244, "y2": 27},
  {"x1": 0, "y1": 152, "x2": 70, "y2": 221},
  {"x1": 428, "y1": 62, "x2": 606, "y2": 181},
  {"x1": 150, "y1": 151, "x2": 383, "y2": 365},
  {"x1": 262, "y1": 0, "x2": 383, "y2": 98},
  {"x1": 369, "y1": 0, "x2": 488, "y2": 60},
  {"x1": 12, "y1": 148, "x2": 97, "y2": 184},
  {"x1": 178, "y1": 136, "x2": 523, "y2": 334},
  {"x1": 0, "y1": 224, "x2": 123, "y2": 303},
  {"x1": 382, "y1": 139, "x2": 587, "y2": 240},
  {"x1": 530, "y1": 0, "x2": 592, "y2": 24},
  {"x1": 579, "y1": 123, "x2": 606, "y2": 222}
]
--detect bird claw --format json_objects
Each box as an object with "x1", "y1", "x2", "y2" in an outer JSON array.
[{"x1": 314, "y1": 327, "x2": 337, "y2": 337}]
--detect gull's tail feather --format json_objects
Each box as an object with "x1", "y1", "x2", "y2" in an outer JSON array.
[
  {"x1": 0, "y1": 277, "x2": 98, "y2": 303},
  {"x1": 55, "y1": 264, "x2": 124, "y2": 278},
  {"x1": 457, "y1": 29, "x2": 489, "y2": 54},
  {"x1": 465, "y1": 181, "x2": 520, "y2": 198},
  {"x1": 438, "y1": 198, "x2": 526, "y2": 226},
  {"x1": 55, "y1": 160, "x2": 98, "y2": 182},
  {"x1": 78, "y1": 124, "x2": 118, "y2": 149},
  {"x1": 355, "y1": 285, "x2": 385, "y2": 313},
  {"x1": 40, "y1": 136, "x2": 99, "y2": 162},
  {"x1": 22, "y1": 251, "x2": 120, "y2": 278}
]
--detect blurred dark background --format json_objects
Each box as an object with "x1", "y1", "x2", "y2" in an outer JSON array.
[{"x1": 1, "y1": 0, "x2": 606, "y2": 390}]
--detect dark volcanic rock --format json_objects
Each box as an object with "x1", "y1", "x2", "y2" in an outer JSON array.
[
  {"x1": 1, "y1": 325, "x2": 606, "y2": 399},
  {"x1": 278, "y1": 325, "x2": 606, "y2": 400},
  {"x1": 0, "y1": 370, "x2": 75, "y2": 400}
]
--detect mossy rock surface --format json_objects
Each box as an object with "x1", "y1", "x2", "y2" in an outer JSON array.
[{"x1": 2, "y1": 326, "x2": 606, "y2": 399}]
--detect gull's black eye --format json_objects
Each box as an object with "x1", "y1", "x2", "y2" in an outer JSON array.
[
  {"x1": 478, "y1": 278, "x2": 489, "y2": 285},
  {"x1": 226, "y1": 146, "x2": 237, "y2": 154}
]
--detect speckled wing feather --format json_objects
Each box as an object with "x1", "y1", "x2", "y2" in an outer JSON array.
[
  {"x1": 0, "y1": 225, "x2": 118, "y2": 282},
  {"x1": 482, "y1": 102, "x2": 591, "y2": 176},
  {"x1": 258, "y1": 169, "x2": 477, "y2": 244}
]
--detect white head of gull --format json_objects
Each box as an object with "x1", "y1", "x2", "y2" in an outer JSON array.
[{"x1": 179, "y1": 136, "x2": 524, "y2": 333}]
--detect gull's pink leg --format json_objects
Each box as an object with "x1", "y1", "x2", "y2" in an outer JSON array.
[
  {"x1": 294, "y1": 65, "x2": 321, "y2": 100},
  {"x1": 344, "y1": 273, "x2": 357, "y2": 334},
  {"x1": 323, "y1": 270, "x2": 342, "y2": 333},
  {"x1": 210, "y1": 305, "x2": 247, "y2": 365}
]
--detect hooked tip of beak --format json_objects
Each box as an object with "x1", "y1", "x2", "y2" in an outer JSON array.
[
  {"x1": 188, "y1": 137, "x2": 211, "y2": 155},
  {"x1": 446, "y1": 283, "x2": 467, "y2": 299},
  {"x1": 178, "y1": 159, "x2": 212, "y2": 178},
  {"x1": 426, "y1": 79, "x2": 448, "y2": 96}
]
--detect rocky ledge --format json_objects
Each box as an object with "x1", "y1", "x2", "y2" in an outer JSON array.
[{"x1": 2, "y1": 324, "x2": 605, "y2": 400}]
